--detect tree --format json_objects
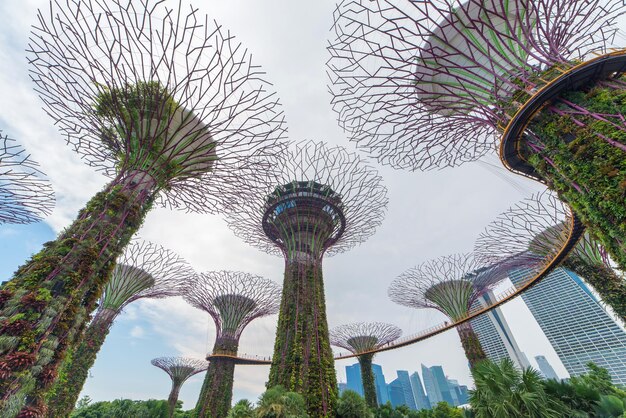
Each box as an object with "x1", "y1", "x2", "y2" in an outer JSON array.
[
  {"x1": 184, "y1": 271, "x2": 281, "y2": 418},
  {"x1": 1, "y1": 0, "x2": 286, "y2": 413},
  {"x1": 389, "y1": 254, "x2": 518, "y2": 368},
  {"x1": 226, "y1": 400, "x2": 255, "y2": 418},
  {"x1": 470, "y1": 359, "x2": 562, "y2": 418},
  {"x1": 227, "y1": 140, "x2": 388, "y2": 416},
  {"x1": 70, "y1": 399, "x2": 170, "y2": 418},
  {"x1": 330, "y1": 323, "x2": 402, "y2": 408},
  {"x1": 543, "y1": 362, "x2": 626, "y2": 417},
  {"x1": 336, "y1": 390, "x2": 374, "y2": 418},
  {"x1": 255, "y1": 386, "x2": 309, "y2": 418}
]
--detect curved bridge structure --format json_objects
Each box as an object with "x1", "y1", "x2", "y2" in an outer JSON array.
[{"x1": 207, "y1": 206, "x2": 583, "y2": 363}]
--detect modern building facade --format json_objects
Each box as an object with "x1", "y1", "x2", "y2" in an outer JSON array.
[
  {"x1": 535, "y1": 355, "x2": 559, "y2": 380},
  {"x1": 395, "y1": 371, "x2": 418, "y2": 410},
  {"x1": 345, "y1": 362, "x2": 389, "y2": 405},
  {"x1": 410, "y1": 371, "x2": 431, "y2": 410},
  {"x1": 388, "y1": 378, "x2": 407, "y2": 408},
  {"x1": 447, "y1": 379, "x2": 469, "y2": 405},
  {"x1": 470, "y1": 290, "x2": 531, "y2": 369},
  {"x1": 421, "y1": 364, "x2": 455, "y2": 406},
  {"x1": 510, "y1": 267, "x2": 626, "y2": 385},
  {"x1": 373, "y1": 364, "x2": 390, "y2": 405},
  {"x1": 345, "y1": 363, "x2": 362, "y2": 395}
]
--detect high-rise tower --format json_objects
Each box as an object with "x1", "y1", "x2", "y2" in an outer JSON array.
[
  {"x1": 510, "y1": 267, "x2": 626, "y2": 385},
  {"x1": 409, "y1": 372, "x2": 431, "y2": 410},
  {"x1": 535, "y1": 355, "x2": 559, "y2": 380},
  {"x1": 421, "y1": 364, "x2": 455, "y2": 407},
  {"x1": 470, "y1": 290, "x2": 531, "y2": 369}
]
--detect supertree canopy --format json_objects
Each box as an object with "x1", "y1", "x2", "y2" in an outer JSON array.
[
  {"x1": 151, "y1": 357, "x2": 209, "y2": 418},
  {"x1": 329, "y1": 322, "x2": 401, "y2": 408},
  {"x1": 329, "y1": 0, "x2": 626, "y2": 270},
  {"x1": 389, "y1": 253, "x2": 516, "y2": 368},
  {"x1": 184, "y1": 271, "x2": 281, "y2": 418},
  {"x1": 475, "y1": 190, "x2": 626, "y2": 322},
  {"x1": 0, "y1": 0, "x2": 286, "y2": 414},
  {"x1": 45, "y1": 240, "x2": 193, "y2": 418},
  {"x1": 0, "y1": 132, "x2": 54, "y2": 225},
  {"x1": 226, "y1": 140, "x2": 388, "y2": 417}
]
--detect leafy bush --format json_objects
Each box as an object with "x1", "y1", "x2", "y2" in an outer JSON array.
[
  {"x1": 255, "y1": 385, "x2": 309, "y2": 418},
  {"x1": 336, "y1": 390, "x2": 373, "y2": 418}
]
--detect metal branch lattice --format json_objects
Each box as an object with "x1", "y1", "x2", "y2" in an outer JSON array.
[
  {"x1": 226, "y1": 140, "x2": 388, "y2": 259},
  {"x1": 330, "y1": 322, "x2": 402, "y2": 355},
  {"x1": 473, "y1": 190, "x2": 592, "y2": 265},
  {"x1": 389, "y1": 253, "x2": 517, "y2": 321},
  {"x1": 97, "y1": 239, "x2": 193, "y2": 314},
  {"x1": 29, "y1": 0, "x2": 287, "y2": 212},
  {"x1": 328, "y1": 0, "x2": 625, "y2": 169},
  {"x1": 151, "y1": 357, "x2": 208, "y2": 382},
  {"x1": 184, "y1": 271, "x2": 281, "y2": 340},
  {"x1": 0, "y1": 132, "x2": 54, "y2": 224}
]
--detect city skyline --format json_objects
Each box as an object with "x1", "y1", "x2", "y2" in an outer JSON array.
[{"x1": 341, "y1": 361, "x2": 477, "y2": 410}]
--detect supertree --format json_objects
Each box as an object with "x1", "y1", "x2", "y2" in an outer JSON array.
[
  {"x1": 184, "y1": 271, "x2": 281, "y2": 418},
  {"x1": 329, "y1": 322, "x2": 401, "y2": 408},
  {"x1": 45, "y1": 240, "x2": 193, "y2": 417},
  {"x1": 0, "y1": 131, "x2": 54, "y2": 225},
  {"x1": 328, "y1": 0, "x2": 626, "y2": 269},
  {"x1": 0, "y1": 0, "x2": 286, "y2": 414},
  {"x1": 389, "y1": 253, "x2": 519, "y2": 368},
  {"x1": 151, "y1": 357, "x2": 209, "y2": 418},
  {"x1": 475, "y1": 190, "x2": 626, "y2": 322},
  {"x1": 226, "y1": 140, "x2": 388, "y2": 417}
]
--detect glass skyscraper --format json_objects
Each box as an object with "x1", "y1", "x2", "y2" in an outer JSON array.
[
  {"x1": 421, "y1": 364, "x2": 455, "y2": 406},
  {"x1": 510, "y1": 267, "x2": 626, "y2": 385},
  {"x1": 392, "y1": 371, "x2": 417, "y2": 410},
  {"x1": 470, "y1": 290, "x2": 531, "y2": 369},
  {"x1": 535, "y1": 355, "x2": 559, "y2": 380},
  {"x1": 447, "y1": 379, "x2": 469, "y2": 405},
  {"x1": 345, "y1": 362, "x2": 389, "y2": 405},
  {"x1": 409, "y1": 371, "x2": 431, "y2": 410}
]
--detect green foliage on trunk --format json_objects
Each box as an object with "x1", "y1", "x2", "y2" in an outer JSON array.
[
  {"x1": 195, "y1": 338, "x2": 239, "y2": 418},
  {"x1": 523, "y1": 81, "x2": 626, "y2": 270},
  {"x1": 0, "y1": 181, "x2": 154, "y2": 416},
  {"x1": 267, "y1": 262, "x2": 338, "y2": 417},
  {"x1": 45, "y1": 312, "x2": 115, "y2": 417},
  {"x1": 359, "y1": 354, "x2": 379, "y2": 409},
  {"x1": 457, "y1": 324, "x2": 487, "y2": 369}
]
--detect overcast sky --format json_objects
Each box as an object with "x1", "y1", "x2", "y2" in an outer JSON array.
[{"x1": 0, "y1": 0, "x2": 584, "y2": 409}]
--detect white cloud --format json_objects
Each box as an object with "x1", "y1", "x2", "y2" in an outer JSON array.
[{"x1": 130, "y1": 326, "x2": 145, "y2": 339}]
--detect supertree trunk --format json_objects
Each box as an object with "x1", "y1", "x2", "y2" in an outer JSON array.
[
  {"x1": 358, "y1": 353, "x2": 378, "y2": 409},
  {"x1": 268, "y1": 261, "x2": 338, "y2": 418},
  {"x1": 166, "y1": 382, "x2": 182, "y2": 418},
  {"x1": 0, "y1": 174, "x2": 155, "y2": 416},
  {"x1": 456, "y1": 322, "x2": 487, "y2": 369},
  {"x1": 519, "y1": 82, "x2": 626, "y2": 270},
  {"x1": 45, "y1": 309, "x2": 117, "y2": 417},
  {"x1": 563, "y1": 259, "x2": 626, "y2": 323},
  {"x1": 195, "y1": 338, "x2": 238, "y2": 418}
]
